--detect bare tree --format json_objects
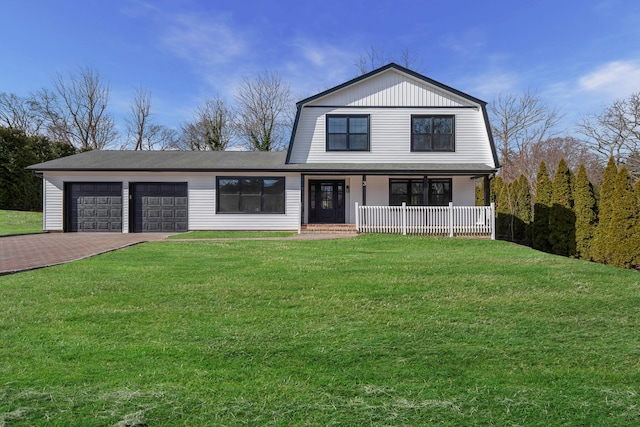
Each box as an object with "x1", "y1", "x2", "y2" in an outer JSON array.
[
  {"x1": 489, "y1": 90, "x2": 563, "y2": 181},
  {"x1": 398, "y1": 48, "x2": 423, "y2": 70},
  {"x1": 0, "y1": 92, "x2": 45, "y2": 136},
  {"x1": 177, "y1": 97, "x2": 234, "y2": 151},
  {"x1": 511, "y1": 137, "x2": 604, "y2": 193},
  {"x1": 578, "y1": 92, "x2": 640, "y2": 172},
  {"x1": 356, "y1": 45, "x2": 392, "y2": 74},
  {"x1": 356, "y1": 45, "x2": 423, "y2": 74},
  {"x1": 127, "y1": 86, "x2": 152, "y2": 150},
  {"x1": 235, "y1": 71, "x2": 292, "y2": 151},
  {"x1": 31, "y1": 88, "x2": 67, "y2": 143},
  {"x1": 125, "y1": 86, "x2": 176, "y2": 150},
  {"x1": 36, "y1": 66, "x2": 118, "y2": 150}
]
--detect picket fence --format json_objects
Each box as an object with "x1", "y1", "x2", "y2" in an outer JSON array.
[{"x1": 355, "y1": 202, "x2": 495, "y2": 239}]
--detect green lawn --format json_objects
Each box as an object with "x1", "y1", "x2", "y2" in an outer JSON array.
[
  {"x1": 0, "y1": 209, "x2": 42, "y2": 235},
  {"x1": 169, "y1": 230, "x2": 298, "y2": 239},
  {"x1": 1, "y1": 235, "x2": 639, "y2": 426}
]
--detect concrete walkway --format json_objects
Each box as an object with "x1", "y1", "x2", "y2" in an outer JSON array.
[{"x1": 0, "y1": 232, "x2": 358, "y2": 275}]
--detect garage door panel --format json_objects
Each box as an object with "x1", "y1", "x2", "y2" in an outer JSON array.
[
  {"x1": 145, "y1": 197, "x2": 161, "y2": 207},
  {"x1": 66, "y1": 182, "x2": 123, "y2": 232},
  {"x1": 130, "y1": 183, "x2": 188, "y2": 233}
]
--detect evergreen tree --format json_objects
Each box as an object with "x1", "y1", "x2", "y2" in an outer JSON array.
[
  {"x1": 549, "y1": 158, "x2": 576, "y2": 256},
  {"x1": 475, "y1": 181, "x2": 483, "y2": 206},
  {"x1": 592, "y1": 157, "x2": 618, "y2": 263},
  {"x1": 0, "y1": 127, "x2": 76, "y2": 210},
  {"x1": 532, "y1": 161, "x2": 553, "y2": 252},
  {"x1": 573, "y1": 163, "x2": 597, "y2": 260},
  {"x1": 496, "y1": 178, "x2": 513, "y2": 239},
  {"x1": 515, "y1": 174, "x2": 532, "y2": 242},
  {"x1": 608, "y1": 166, "x2": 640, "y2": 268},
  {"x1": 492, "y1": 176, "x2": 503, "y2": 205}
]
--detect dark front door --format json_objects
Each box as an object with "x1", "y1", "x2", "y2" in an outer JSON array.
[{"x1": 308, "y1": 180, "x2": 345, "y2": 223}]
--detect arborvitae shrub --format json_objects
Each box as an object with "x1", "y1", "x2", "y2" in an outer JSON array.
[
  {"x1": 549, "y1": 158, "x2": 576, "y2": 256},
  {"x1": 515, "y1": 174, "x2": 532, "y2": 242},
  {"x1": 533, "y1": 161, "x2": 552, "y2": 252},
  {"x1": 492, "y1": 176, "x2": 503, "y2": 206},
  {"x1": 607, "y1": 166, "x2": 640, "y2": 269},
  {"x1": 574, "y1": 163, "x2": 597, "y2": 260},
  {"x1": 496, "y1": 178, "x2": 513, "y2": 239},
  {"x1": 475, "y1": 181, "x2": 483, "y2": 206},
  {"x1": 592, "y1": 157, "x2": 618, "y2": 264}
]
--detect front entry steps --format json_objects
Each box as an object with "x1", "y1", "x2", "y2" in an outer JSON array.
[{"x1": 301, "y1": 224, "x2": 357, "y2": 234}]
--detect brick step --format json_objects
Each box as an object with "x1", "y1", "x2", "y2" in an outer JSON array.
[{"x1": 301, "y1": 224, "x2": 358, "y2": 234}]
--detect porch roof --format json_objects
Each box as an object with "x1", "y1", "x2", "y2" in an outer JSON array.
[
  {"x1": 291, "y1": 162, "x2": 496, "y2": 175},
  {"x1": 28, "y1": 150, "x2": 496, "y2": 175}
]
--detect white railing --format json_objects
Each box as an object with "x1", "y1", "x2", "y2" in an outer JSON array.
[{"x1": 355, "y1": 202, "x2": 495, "y2": 239}]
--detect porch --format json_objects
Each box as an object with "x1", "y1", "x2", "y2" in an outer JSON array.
[{"x1": 355, "y1": 202, "x2": 495, "y2": 239}]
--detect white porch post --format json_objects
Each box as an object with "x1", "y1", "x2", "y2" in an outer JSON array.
[
  {"x1": 401, "y1": 202, "x2": 407, "y2": 235},
  {"x1": 298, "y1": 174, "x2": 304, "y2": 234},
  {"x1": 448, "y1": 202, "x2": 454, "y2": 238},
  {"x1": 355, "y1": 202, "x2": 359, "y2": 232}
]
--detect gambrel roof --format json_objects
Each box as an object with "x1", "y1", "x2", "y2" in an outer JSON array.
[{"x1": 286, "y1": 62, "x2": 499, "y2": 168}]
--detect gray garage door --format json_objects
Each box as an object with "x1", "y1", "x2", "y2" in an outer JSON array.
[
  {"x1": 66, "y1": 182, "x2": 123, "y2": 232},
  {"x1": 130, "y1": 183, "x2": 188, "y2": 233}
]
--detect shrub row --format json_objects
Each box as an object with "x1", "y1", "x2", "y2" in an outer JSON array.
[{"x1": 484, "y1": 157, "x2": 640, "y2": 269}]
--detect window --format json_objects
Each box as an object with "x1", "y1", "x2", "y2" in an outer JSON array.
[
  {"x1": 428, "y1": 179, "x2": 452, "y2": 206},
  {"x1": 389, "y1": 178, "x2": 452, "y2": 206},
  {"x1": 411, "y1": 115, "x2": 454, "y2": 152},
  {"x1": 326, "y1": 115, "x2": 370, "y2": 151},
  {"x1": 217, "y1": 177, "x2": 285, "y2": 213},
  {"x1": 390, "y1": 179, "x2": 424, "y2": 206}
]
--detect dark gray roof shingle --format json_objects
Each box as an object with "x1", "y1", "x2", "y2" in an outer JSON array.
[{"x1": 27, "y1": 150, "x2": 497, "y2": 175}]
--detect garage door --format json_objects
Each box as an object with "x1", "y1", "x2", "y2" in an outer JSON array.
[
  {"x1": 66, "y1": 182, "x2": 123, "y2": 232},
  {"x1": 130, "y1": 183, "x2": 188, "y2": 232}
]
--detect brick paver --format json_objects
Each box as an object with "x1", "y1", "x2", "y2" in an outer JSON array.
[{"x1": 0, "y1": 233, "x2": 170, "y2": 275}]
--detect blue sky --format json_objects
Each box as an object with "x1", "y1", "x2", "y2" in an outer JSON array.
[{"x1": 2, "y1": 0, "x2": 640, "y2": 138}]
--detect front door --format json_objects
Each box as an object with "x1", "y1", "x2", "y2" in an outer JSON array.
[{"x1": 309, "y1": 180, "x2": 345, "y2": 223}]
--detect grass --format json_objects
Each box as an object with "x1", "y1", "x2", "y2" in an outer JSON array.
[
  {"x1": 1, "y1": 234, "x2": 639, "y2": 425},
  {"x1": 169, "y1": 230, "x2": 298, "y2": 239},
  {"x1": 0, "y1": 209, "x2": 42, "y2": 235}
]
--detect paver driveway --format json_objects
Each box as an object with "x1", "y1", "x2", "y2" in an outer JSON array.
[{"x1": 0, "y1": 233, "x2": 170, "y2": 275}]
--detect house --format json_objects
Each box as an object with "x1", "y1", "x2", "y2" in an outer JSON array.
[{"x1": 27, "y1": 63, "x2": 499, "y2": 235}]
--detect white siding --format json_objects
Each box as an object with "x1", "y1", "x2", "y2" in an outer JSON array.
[
  {"x1": 289, "y1": 107, "x2": 494, "y2": 166},
  {"x1": 43, "y1": 178, "x2": 64, "y2": 231},
  {"x1": 308, "y1": 69, "x2": 474, "y2": 107},
  {"x1": 452, "y1": 176, "x2": 476, "y2": 206},
  {"x1": 188, "y1": 176, "x2": 216, "y2": 230},
  {"x1": 42, "y1": 171, "x2": 300, "y2": 232},
  {"x1": 289, "y1": 67, "x2": 495, "y2": 168}
]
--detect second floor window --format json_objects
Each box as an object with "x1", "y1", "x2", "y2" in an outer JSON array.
[
  {"x1": 411, "y1": 115, "x2": 455, "y2": 152},
  {"x1": 326, "y1": 115, "x2": 370, "y2": 151}
]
